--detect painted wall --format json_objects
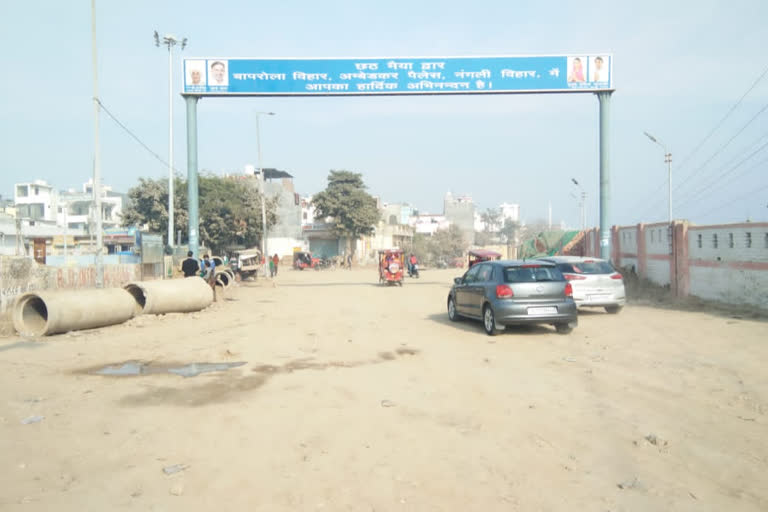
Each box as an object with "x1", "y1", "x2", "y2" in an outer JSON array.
[
  {"x1": 687, "y1": 224, "x2": 768, "y2": 308},
  {"x1": 569, "y1": 221, "x2": 768, "y2": 309},
  {"x1": 0, "y1": 256, "x2": 140, "y2": 318}
]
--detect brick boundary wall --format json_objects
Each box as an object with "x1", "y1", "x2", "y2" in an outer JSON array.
[{"x1": 580, "y1": 221, "x2": 768, "y2": 309}]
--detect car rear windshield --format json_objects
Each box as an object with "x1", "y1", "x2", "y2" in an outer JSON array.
[
  {"x1": 557, "y1": 261, "x2": 615, "y2": 274},
  {"x1": 503, "y1": 265, "x2": 564, "y2": 283}
]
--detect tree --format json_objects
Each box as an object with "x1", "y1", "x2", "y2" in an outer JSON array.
[
  {"x1": 480, "y1": 208, "x2": 502, "y2": 233},
  {"x1": 499, "y1": 218, "x2": 520, "y2": 258},
  {"x1": 311, "y1": 170, "x2": 380, "y2": 256},
  {"x1": 121, "y1": 174, "x2": 277, "y2": 253},
  {"x1": 431, "y1": 224, "x2": 467, "y2": 264},
  {"x1": 408, "y1": 225, "x2": 467, "y2": 267}
]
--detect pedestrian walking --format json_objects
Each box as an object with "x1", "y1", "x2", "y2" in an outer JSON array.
[
  {"x1": 202, "y1": 254, "x2": 217, "y2": 301},
  {"x1": 181, "y1": 251, "x2": 200, "y2": 278}
]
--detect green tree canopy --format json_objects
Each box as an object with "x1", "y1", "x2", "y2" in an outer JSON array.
[
  {"x1": 311, "y1": 170, "x2": 380, "y2": 253},
  {"x1": 410, "y1": 224, "x2": 467, "y2": 267},
  {"x1": 121, "y1": 174, "x2": 277, "y2": 253}
]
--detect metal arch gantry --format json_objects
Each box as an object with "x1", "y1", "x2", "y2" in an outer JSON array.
[{"x1": 182, "y1": 90, "x2": 615, "y2": 262}]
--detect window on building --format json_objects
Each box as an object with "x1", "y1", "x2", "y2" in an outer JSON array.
[
  {"x1": 764, "y1": 233, "x2": 768, "y2": 248},
  {"x1": 713, "y1": 234, "x2": 718, "y2": 249},
  {"x1": 746, "y1": 232, "x2": 752, "y2": 248},
  {"x1": 728, "y1": 233, "x2": 734, "y2": 248},
  {"x1": 651, "y1": 230, "x2": 655, "y2": 243},
  {"x1": 16, "y1": 185, "x2": 28, "y2": 197},
  {"x1": 302, "y1": 212, "x2": 307, "y2": 220},
  {"x1": 697, "y1": 233, "x2": 702, "y2": 248},
  {"x1": 34, "y1": 186, "x2": 39, "y2": 195}
]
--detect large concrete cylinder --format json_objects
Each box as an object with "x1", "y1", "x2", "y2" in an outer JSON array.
[
  {"x1": 124, "y1": 277, "x2": 213, "y2": 316},
  {"x1": 215, "y1": 270, "x2": 234, "y2": 288},
  {"x1": 13, "y1": 289, "x2": 137, "y2": 336}
]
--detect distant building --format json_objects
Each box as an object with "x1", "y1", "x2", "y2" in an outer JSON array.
[
  {"x1": 59, "y1": 179, "x2": 124, "y2": 231},
  {"x1": 500, "y1": 202, "x2": 520, "y2": 223},
  {"x1": 443, "y1": 192, "x2": 475, "y2": 244},
  {"x1": 14, "y1": 180, "x2": 56, "y2": 221},
  {"x1": 14, "y1": 178, "x2": 124, "y2": 231},
  {"x1": 410, "y1": 214, "x2": 450, "y2": 235},
  {"x1": 474, "y1": 202, "x2": 522, "y2": 232},
  {"x1": 237, "y1": 166, "x2": 304, "y2": 258},
  {"x1": 381, "y1": 202, "x2": 413, "y2": 226}
]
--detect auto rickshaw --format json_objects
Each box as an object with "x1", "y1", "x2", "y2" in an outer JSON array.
[
  {"x1": 378, "y1": 249, "x2": 405, "y2": 286},
  {"x1": 293, "y1": 251, "x2": 315, "y2": 270},
  {"x1": 468, "y1": 249, "x2": 502, "y2": 268}
]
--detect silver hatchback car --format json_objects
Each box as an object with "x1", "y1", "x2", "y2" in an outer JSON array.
[
  {"x1": 537, "y1": 256, "x2": 626, "y2": 313},
  {"x1": 447, "y1": 260, "x2": 578, "y2": 335}
]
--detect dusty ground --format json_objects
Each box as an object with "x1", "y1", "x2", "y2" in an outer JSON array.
[{"x1": 0, "y1": 267, "x2": 766, "y2": 511}]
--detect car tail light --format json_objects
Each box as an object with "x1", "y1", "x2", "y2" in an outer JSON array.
[
  {"x1": 610, "y1": 273, "x2": 623, "y2": 280},
  {"x1": 496, "y1": 284, "x2": 514, "y2": 298},
  {"x1": 563, "y1": 273, "x2": 587, "y2": 281},
  {"x1": 520, "y1": 264, "x2": 541, "y2": 268},
  {"x1": 564, "y1": 282, "x2": 573, "y2": 297}
]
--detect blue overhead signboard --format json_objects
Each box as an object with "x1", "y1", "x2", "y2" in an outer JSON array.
[{"x1": 182, "y1": 55, "x2": 613, "y2": 96}]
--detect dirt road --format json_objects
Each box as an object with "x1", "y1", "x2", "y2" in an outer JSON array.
[{"x1": 1, "y1": 268, "x2": 766, "y2": 510}]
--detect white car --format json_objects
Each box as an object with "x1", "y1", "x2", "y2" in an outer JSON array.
[{"x1": 537, "y1": 256, "x2": 626, "y2": 313}]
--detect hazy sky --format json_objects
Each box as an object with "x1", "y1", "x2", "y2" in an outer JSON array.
[{"x1": 1, "y1": 1, "x2": 767, "y2": 228}]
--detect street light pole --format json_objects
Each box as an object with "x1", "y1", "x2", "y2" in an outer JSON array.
[
  {"x1": 154, "y1": 31, "x2": 187, "y2": 249},
  {"x1": 571, "y1": 178, "x2": 586, "y2": 230},
  {"x1": 91, "y1": 0, "x2": 103, "y2": 287},
  {"x1": 643, "y1": 131, "x2": 672, "y2": 223},
  {"x1": 255, "y1": 111, "x2": 275, "y2": 277}
]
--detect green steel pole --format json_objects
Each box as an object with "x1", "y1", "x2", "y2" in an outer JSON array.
[
  {"x1": 597, "y1": 91, "x2": 612, "y2": 261},
  {"x1": 185, "y1": 95, "x2": 199, "y2": 257}
]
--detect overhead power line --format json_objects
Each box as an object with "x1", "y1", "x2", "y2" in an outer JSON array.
[
  {"x1": 676, "y1": 139, "x2": 768, "y2": 211},
  {"x1": 97, "y1": 98, "x2": 179, "y2": 173},
  {"x1": 629, "y1": 64, "x2": 768, "y2": 222},
  {"x1": 687, "y1": 181, "x2": 768, "y2": 220},
  {"x1": 673, "y1": 100, "x2": 768, "y2": 195},
  {"x1": 675, "y1": 63, "x2": 768, "y2": 172}
]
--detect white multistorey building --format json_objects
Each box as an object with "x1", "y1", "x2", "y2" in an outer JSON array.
[
  {"x1": 14, "y1": 179, "x2": 124, "y2": 230},
  {"x1": 500, "y1": 202, "x2": 520, "y2": 224},
  {"x1": 473, "y1": 202, "x2": 522, "y2": 232},
  {"x1": 14, "y1": 180, "x2": 57, "y2": 221}
]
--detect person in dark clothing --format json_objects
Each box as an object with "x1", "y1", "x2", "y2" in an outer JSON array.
[{"x1": 181, "y1": 251, "x2": 200, "y2": 277}]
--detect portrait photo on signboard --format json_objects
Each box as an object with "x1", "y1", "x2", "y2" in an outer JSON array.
[
  {"x1": 208, "y1": 59, "x2": 229, "y2": 86},
  {"x1": 567, "y1": 56, "x2": 587, "y2": 83},
  {"x1": 185, "y1": 60, "x2": 206, "y2": 86},
  {"x1": 590, "y1": 55, "x2": 609, "y2": 83}
]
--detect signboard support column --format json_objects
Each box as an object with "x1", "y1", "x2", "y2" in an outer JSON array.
[
  {"x1": 597, "y1": 90, "x2": 612, "y2": 261},
  {"x1": 185, "y1": 95, "x2": 200, "y2": 257}
]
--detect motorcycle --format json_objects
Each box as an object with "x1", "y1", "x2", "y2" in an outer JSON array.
[{"x1": 408, "y1": 262, "x2": 420, "y2": 278}]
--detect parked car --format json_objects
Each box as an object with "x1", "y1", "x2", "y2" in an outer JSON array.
[
  {"x1": 447, "y1": 260, "x2": 578, "y2": 335},
  {"x1": 537, "y1": 256, "x2": 626, "y2": 314}
]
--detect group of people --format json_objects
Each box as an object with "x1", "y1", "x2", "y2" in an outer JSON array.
[
  {"x1": 181, "y1": 252, "x2": 216, "y2": 283},
  {"x1": 181, "y1": 251, "x2": 281, "y2": 281}
]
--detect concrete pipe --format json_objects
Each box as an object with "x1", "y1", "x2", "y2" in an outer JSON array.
[
  {"x1": 215, "y1": 270, "x2": 234, "y2": 288},
  {"x1": 124, "y1": 277, "x2": 213, "y2": 316},
  {"x1": 13, "y1": 288, "x2": 136, "y2": 336}
]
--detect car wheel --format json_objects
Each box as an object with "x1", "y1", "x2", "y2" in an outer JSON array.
[
  {"x1": 483, "y1": 305, "x2": 500, "y2": 336},
  {"x1": 555, "y1": 323, "x2": 573, "y2": 334},
  {"x1": 447, "y1": 297, "x2": 460, "y2": 322},
  {"x1": 605, "y1": 305, "x2": 623, "y2": 314}
]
